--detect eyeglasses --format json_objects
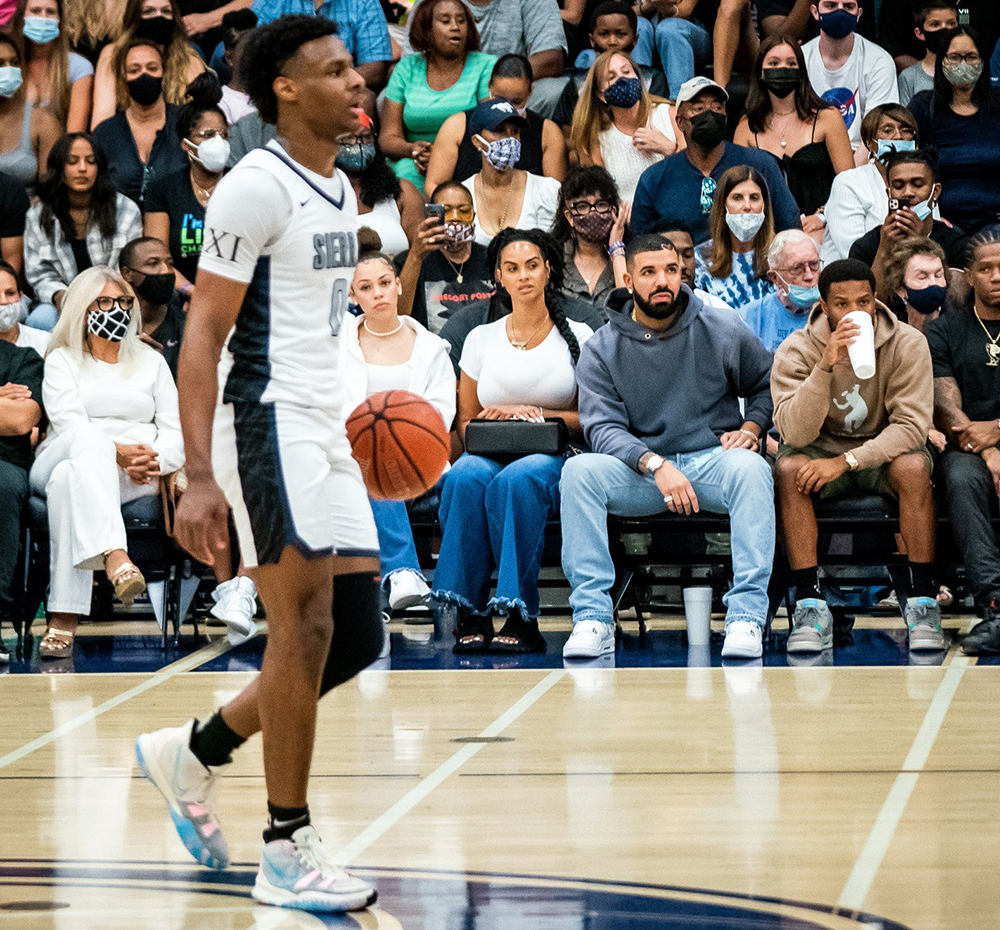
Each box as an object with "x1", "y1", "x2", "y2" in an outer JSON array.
[
  {"x1": 943, "y1": 53, "x2": 981, "y2": 65},
  {"x1": 443, "y1": 204, "x2": 475, "y2": 221},
  {"x1": 92, "y1": 296, "x2": 134, "y2": 312},
  {"x1": 700, "y1": 177, "x2": 717, "y2": 214},
  {"x1": 189, "y1": 128, "x2": 230, "y2": 141},
  {"x1": 779, "y1": 260, "x2": 820, "y2": 277},
  {"x1": 570, "y1": 199, "x2": 613, "y2": 216}
]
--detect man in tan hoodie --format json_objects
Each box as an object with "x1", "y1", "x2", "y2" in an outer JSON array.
[{"x1": 771, "y1": 258, "x2": 942, "y2": 655}]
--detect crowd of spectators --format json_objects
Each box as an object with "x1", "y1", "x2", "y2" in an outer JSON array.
[{"x1": 1, "y1": 0, "x2": 999, "y2": 665}]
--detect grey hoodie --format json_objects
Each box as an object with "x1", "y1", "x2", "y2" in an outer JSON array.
[{"x1": 577, "y1": 286, "x2": 774, "y2": 471}]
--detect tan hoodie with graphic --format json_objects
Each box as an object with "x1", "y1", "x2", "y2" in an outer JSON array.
[{"x1": 771, "y1": 303, "x2": 933, "y2": 471}]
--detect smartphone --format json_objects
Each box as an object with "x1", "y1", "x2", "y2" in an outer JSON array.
[
  {"x1": 424, "y1": 204, "x2": 445, "y2": 224},
  {"x1": 887, "y1": 198, "x2": 899, "y2": 212}
]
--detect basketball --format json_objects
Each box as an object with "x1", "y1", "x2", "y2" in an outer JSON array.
[{"x1": 346, "y1": 390, "x2": 450, "y2": 501}]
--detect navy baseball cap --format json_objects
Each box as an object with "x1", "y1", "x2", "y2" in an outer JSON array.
[{"x1": 468, "y1": 98, "x2": 528, "y2": 136}]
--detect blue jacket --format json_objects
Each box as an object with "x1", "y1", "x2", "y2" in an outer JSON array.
[
  {"x1": 577, "y1": 286, "x2": 774, "y2": 470},
  {"x1": 631, "y1": 142, "x2": 802, "y2": 244}
]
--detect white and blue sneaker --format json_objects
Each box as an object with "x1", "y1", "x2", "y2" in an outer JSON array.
[
  {"x1": 252, "y1": 825, "x2": 377, "y2": 912},
  {"x1": 135, "y1": 721, "x2": 230, "y2": 869},
  {"x1": 562, "y1": 621, "x2": 616, "y2": 658},
  {"x1": 721, "y1": 620, "x2": 763, "y2": 659}
]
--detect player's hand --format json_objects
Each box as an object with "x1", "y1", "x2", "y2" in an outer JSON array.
[
  {"x1": 819, "y1": 318, "x2": 861, "y2": 370},
  {"x1": 174, "y1": 474, "x2": 230, "y2": 566},
  {"x1": 0, "y1": 381, "x2": 32, "y2": 399},
  {"x1": 654, "y1": 461, "x2": 699, "y2": 514},
  {"x1": 951, "y1": 420, "x2": 1000, "y2": 454},
  {"x1": 632, "y1": 125, "x2": 676, "y2": 157},
  {"x1": 479, "y1": 404, "x2": 544, "y2": 422},
  {"x1": 411, "y1": 141, "x2": 432, "y2": 172},
  {"x1": 982, "y1": 447, "x2": 1000, "y2": 497},
  {"x1": 412, "y1": 215, "x2": 447, "y2": 261},
  {"x1": 796, "y1": 455, "x2": 848, "y2": 494}
]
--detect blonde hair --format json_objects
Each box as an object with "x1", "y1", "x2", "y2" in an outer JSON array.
[
  {"x1": 111, "y1": 0, "x2": 197, "y2": 110},
  {"x1": 63, "y1": 0, "x2": 120, "y2": 51},
  {"x1": 10, "y1": 0, "x2": 71, "y2": 124},
  {"x1": 47, "y1": 266, "x2": 146, "y2": 372},
  {"x1": 569, "y1": 49, "x2": 661, "y2": 165}
]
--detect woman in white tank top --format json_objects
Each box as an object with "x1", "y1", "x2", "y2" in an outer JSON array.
[{"x1": 569, "y1": 50, "x2": 683, "y2": 204}]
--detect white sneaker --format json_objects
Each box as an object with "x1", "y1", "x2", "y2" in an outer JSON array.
[
  {"x1": 721, "y1": 620, "x2": 763, "y2": 659},
  {"x1": 252, "y1": 825, "x2": 377, "y2": 912},
  {"x1": 562, "y1": 620, "x2": 616, "y2": 658},
  {"x1": 135, "y1": 720, "x2": 229, "y2": 869},
  {"x1": 387, "y1": 570, "x2": 430, "y2": 611},
  {"x1": 379, "y1": 611, "x2": 391, "y2": 659},
  {"x1": 210, "y1": 577, "x2": 258, "y2": 638}
]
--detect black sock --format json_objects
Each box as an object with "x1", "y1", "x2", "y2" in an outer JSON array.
[
  {"x1": 792, "y1": 567, "x2": 822, "y2": 601},
  {"x1": 189, "y1": 711, "x2": 247, "y2": 768},
  {"x1": 263, "y1": 802, "x2": 310, "y2": 843},
  {"x1": 909, "y1": 561, "x2": 936, "y2": 600}
]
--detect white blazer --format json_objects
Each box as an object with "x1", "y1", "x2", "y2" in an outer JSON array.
[{"x1": 340, "y1": 313, "x2": 457, "y2": 432}]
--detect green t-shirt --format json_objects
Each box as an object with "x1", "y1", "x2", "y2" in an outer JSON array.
[
  {"x1": 385, "y1": 51, "x2": 495, "y2": 187},
  {"x1": 0, "y1": 340, "x2": 43, "y2": 473}
]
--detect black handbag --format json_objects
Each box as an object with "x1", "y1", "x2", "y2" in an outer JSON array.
[{"x1": 464, "y1": 418, "x2": 569, "y2": 459}]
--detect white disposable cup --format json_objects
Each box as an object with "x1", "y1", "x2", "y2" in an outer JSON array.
[
  {"x1": 843, "y1": 310, "x2": 875, "y2": 380},
  {"x1": 683, "y1": 586, "x2": 713, "y2": 646}
]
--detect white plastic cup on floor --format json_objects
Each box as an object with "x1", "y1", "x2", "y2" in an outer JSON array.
[
  {"x1": 843, "y1": 310, "x2": 875, "y2": 380},
  {"x1": 683, "y1": 586, "x2": 713, "y2": 646}
]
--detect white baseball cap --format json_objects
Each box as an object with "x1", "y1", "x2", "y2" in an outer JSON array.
[{"x1": 675, "y1": 76, "x2": 729, "y2": 106}]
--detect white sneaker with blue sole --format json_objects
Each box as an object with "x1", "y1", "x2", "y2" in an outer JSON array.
[
  {"x1": 252, "y1": 825, "x2": 377, "y2": 912},
  {"x1": 135, "y1": 720, "x2": 230, "y2": 869}
]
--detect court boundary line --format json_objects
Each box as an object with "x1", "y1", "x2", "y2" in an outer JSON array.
[
  {"x1": 332, "y1": 669, "x2": 566, "y2": 866},
  {"x1": 0, "y1": 637, "x2": 236, "y2": 771},
  {"x1": 836, "y1": 656, "x2": 971, "y2": 911}
]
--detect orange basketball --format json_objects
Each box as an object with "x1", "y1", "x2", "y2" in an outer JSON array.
[{"x1": 346, "y1": 390, "x2": 450, "y2": 501}]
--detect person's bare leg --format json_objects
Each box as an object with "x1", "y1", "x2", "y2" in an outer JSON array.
[
  {"x1": 889, "y1": 454, "x2": 935, "y2": 563},
  {"x1": 774, "y1": 454, "x2": 819, "y2": 569},
  {"x1": 713, "y1": 0, "x2": 750, "y2": 88},
  {"x1": 217, "y1": 554, "x2": 380, "y2": 743}
]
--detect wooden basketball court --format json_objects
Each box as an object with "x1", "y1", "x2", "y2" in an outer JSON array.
[{"x1": 1, "y1": 614, "x2": 997, "y2": 929}]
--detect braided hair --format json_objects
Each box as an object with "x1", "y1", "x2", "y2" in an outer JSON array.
[{"x1": 487, "y1": 227, "x2": 580, "y2": 365}]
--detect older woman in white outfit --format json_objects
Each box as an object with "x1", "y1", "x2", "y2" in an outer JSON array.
[
  {"x1": 30, "y1": 265, "x2": 184, "y2": 659},
  {"x1": 345, "y1": 252, "x2": 456, "y2": 650}
]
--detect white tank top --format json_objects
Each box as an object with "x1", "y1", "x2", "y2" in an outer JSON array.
[
  {"x1": 599, "y1": 103, "x2": 676, "y2": 205},
  {"x1": 364, "y1": 359, "x2": 413, "y2": 397}
]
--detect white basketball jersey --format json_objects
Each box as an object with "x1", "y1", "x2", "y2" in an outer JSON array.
[{"x1": 199, "y1": 140, "x2": 359, "y2": 410}]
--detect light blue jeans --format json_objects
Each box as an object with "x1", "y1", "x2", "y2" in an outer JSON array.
[
  {"x1": 368, "y1": 497, "x2": 425, "y2": 587},
  {"x1": 560, "y1": 447, "x2": 775, "y2": 629},
  {"x1": 633, "y1": 16, "x2": 712, "y2": 98},
  {"x1": 25, "y1": 302, "x2": 58, "y2": 331}
]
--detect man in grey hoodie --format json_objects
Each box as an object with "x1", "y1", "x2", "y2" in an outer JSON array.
[{"x1": 560, "y1": 233, "x2": 776, "y2": 660}]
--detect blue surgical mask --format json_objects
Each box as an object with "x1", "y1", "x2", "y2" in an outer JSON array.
[
  {"x1": 778, "y1": 275, "x2": 820, "y2": 309},
  {"x1": 336, "y1": 141, "x2": 376, "y2": 173},
  {"x1": 0, "y1": 66, "x2": 22, "y2": 98},
  {"x1": 911, "y1": 194, "x2": 934, "y2": 221},
  {"x1": 818, "y1": 8, "x2": 858, "y2": 40},
  {"x1": 22, "y1": 16, "x2": 60, "y2": 44},
  {"x1": 876, "y1": 139, "x2": 915, "y2": 160}
]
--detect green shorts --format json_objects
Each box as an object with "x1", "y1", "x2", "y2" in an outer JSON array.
[{"x1": 776, "y1": 442, "x2": 933, "y2": 500}]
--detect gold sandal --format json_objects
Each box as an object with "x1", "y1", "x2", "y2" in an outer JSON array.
[
  {"x1": 107, "y1": 559, "x2": 146, "y2": 607},
  {"x1": 39, "y1": 628, "x2": 75, "y2": 660}
]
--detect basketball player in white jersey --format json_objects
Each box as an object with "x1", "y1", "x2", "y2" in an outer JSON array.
[{"x1": 134, "y1": 16, "x2": 385, "y2": 913}]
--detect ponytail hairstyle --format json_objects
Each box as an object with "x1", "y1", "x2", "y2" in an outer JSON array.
[
  {"x1": 487, "y1": 228, "x2": 580, "y2": 365},
  {"x1": 176, "y1": 72, "x2": 226, "y2": 141}
]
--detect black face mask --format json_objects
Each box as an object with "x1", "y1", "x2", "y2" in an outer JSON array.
[
  {"x1": 131, "y1": 269, "x2": 176, "y2": 306},
  {"x1": 633, "y1": 286, "x2": 683, "y2": 321},
  {"x1": 922, "y1": 27, "x2": 951, "y2": 56},
  {"x1": 760, "y1": 67, "x2": 800, "y2": 99},
  {"x1": 688, "y1": 110, "x2": 728, "y2": 149},
  {"x1": 136, "y1": 15, "x2": 176, "y2": 47},
  {"x1": 127, "y1": 73, "x2": 163, "y2": 106}
]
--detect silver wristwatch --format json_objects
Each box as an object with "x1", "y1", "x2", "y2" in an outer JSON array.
[
  {"x1": 845, "y1": 451, "x2": 860, "y2": 471},
  {"x1": 644, "y1": 454, "x2": 666, "y2": 475}
]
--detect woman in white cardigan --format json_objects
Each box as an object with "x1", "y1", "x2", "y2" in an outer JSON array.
[
  {"x1": 345, "y1": 252, "x2": 456, "y2": 622},
  {"x1": 30, "y1": 266, "x2": 184, "y2": 659}
]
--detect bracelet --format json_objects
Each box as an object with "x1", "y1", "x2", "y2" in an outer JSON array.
[
  {"x1": 609, "y1": 241, "x2": 626, "y2": 257},
  {"x1": 739, "y1": 428, "x2": 760, "y2": 445},
  {"x1": 180, "y1": 283, "x2": 193, "y2": 296}
]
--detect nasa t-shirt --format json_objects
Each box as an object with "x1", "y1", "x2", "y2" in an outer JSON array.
[{"x1": 802, "y1": 34, "x2": 899, "y2": 149}]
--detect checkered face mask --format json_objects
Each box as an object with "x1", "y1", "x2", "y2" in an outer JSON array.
[
  {"x1": 700, "y1": 177, "x2": 717, "y2": 214},
  {"x1": 87, "y1": 306, "x2": 131, "y2": 342}
]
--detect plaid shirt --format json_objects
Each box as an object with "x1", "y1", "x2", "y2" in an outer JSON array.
[
  {"x1": 250, "y1": 0, "x2": 392, "y2": 64},
  {"x1": 24, "y1": 194, "x2": 142, "y2": 305}
]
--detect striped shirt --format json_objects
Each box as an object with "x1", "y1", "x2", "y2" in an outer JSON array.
[{"x1": 250, "y1": 0, "x2": 392, "y2": 64}]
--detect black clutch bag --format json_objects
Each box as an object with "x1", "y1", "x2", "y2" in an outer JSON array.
[{"x1": 464, "y1": 418, "x2": 569, "y2": 459}]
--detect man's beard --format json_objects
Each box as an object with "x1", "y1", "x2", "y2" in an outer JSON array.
[{"x1": 634, "y1": 286, "x2": 683, "y2": 320}]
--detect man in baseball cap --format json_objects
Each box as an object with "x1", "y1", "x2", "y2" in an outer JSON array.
[{"x1": 674, "y1": 75, "x2": 729, "y2": 107}]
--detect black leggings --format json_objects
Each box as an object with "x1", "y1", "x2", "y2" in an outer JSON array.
[{"x1": 318, "y1": 571, "x2": 384, "y2": 696}]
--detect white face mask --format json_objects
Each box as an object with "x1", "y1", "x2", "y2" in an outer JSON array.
[
  {"x1": 725, "y1": 210, "x2": 766, "y2": 242},
  {"x1": 0, "y1": 300, "x2": 20, "y2": 331},
  {"x1": 187, "y1": 135, "x2": 230, "y2": 173}
]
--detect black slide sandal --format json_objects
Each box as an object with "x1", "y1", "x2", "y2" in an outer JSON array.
[
  {"x1": 453, "y1": 612, "x2": 494, "y2": 654},
  {"x1": 491, "y1": 610, "x2": 546, "y2": 654}
]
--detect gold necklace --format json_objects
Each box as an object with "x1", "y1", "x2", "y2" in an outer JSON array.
[
  {"x1": 442, "y1": 250, "x2": 468, "y2": 284},
  {"x1": 507, "y1": 313, "x2": 549, "y2": 350},
  {"x1": 973, "y1": 306, "x2": 1000, "y2": 366},
  {"x1": 478, "y1": 172, "x2": 516, "y2": 235}
]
